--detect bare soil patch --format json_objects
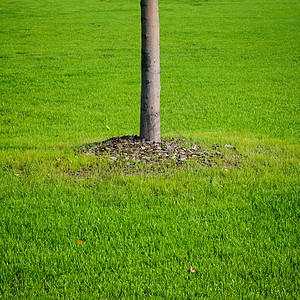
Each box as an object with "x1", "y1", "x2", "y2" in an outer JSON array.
[{"x1": 77, "y1": 135, "x2": 243, "y2": 175}]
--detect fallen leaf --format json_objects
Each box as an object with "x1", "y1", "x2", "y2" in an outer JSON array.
[
  {"x1": 173, "y1": 200, "x2": 179, "y2": 205},
  {"x1": 106, "y1": 125, "x2": 110, "y2": 130},
  {"x1": 189, "y1": 266, "x2": 196, "y2": 273},
  {"x1": 224, "y1": 169, "x2": 228, "y2": 172},
  {"x1": 238, "y1": 207, "x2": 242, "y2": 211},
  {"x1": 78, "y1": 240, "x2": 83, "y2": 245},
  {"x1": 58, "y1": 158, "x2": 62, "y2": 162},
  {"x1": 15, "y1": 174, "x2": 20, "y2": 177},
  {"x1": 89, "y1": 111, "x2": 91, "y2": 114},
  {"x1": 190, "y1": 197, "x2": 195, "y2": 201},
  {"x1": 220, "y1": 185, "x2": 224, "y2": 189}
]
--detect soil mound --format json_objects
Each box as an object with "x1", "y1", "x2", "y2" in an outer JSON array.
[{"x1": 78, "y1": 135, "x2": 227, "y2": 167}]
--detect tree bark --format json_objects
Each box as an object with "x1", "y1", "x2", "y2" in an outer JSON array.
[{"x1": 140, "y1": 0, "x2": 161, "y2": 143}]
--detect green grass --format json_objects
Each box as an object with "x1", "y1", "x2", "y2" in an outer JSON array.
[{"x1": 0, "y1": 0, "x2": 299, "y2": 298}]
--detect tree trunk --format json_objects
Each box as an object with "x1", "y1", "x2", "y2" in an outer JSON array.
[{"x1": 140, "y1": 0, "x2": 161, "y2": 143}]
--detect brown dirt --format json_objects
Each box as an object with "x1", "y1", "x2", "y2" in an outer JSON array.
[{"x1": 77, "y1": 135, "x2": 241, "y2": 169}]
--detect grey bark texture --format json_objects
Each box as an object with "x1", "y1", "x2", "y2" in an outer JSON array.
[{"x1": 140, "y1": 0, "x2": 161, "y2": 143}]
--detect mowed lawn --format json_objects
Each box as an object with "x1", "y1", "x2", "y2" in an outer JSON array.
[{"x1": 0, "y1": 0, "x2": 299, "y2": 298}]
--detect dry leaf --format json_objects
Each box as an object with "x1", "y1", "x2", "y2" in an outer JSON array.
[
  {"x1": 78, "y1": 240, "x2": 83, "y2": 245},
  {"x1": 220, "y1": 185, "x2": 224, "y2": 189},
  {"x1": 106, "y1": 125, "x2": 110, "y2": 130},
  {"x1": 15, "y1": 174, "x2": 20, "y2": 177},
  {"x1": 58, "y1": 158, "x2": 62, "y2": 162},
  {"x1": 190, "y1": 197, "x2": 195, "y2": 201},
  {"x1": 189, "y1": 266, "x2": 196, "y2": 273}
]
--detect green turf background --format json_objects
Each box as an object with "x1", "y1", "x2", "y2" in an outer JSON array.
[
  {"x1": 1, "y1": 0, "x2": 299, "y2": 149},
  {"x1": 0, "y1": 0, "x2": 299, "y2": 298}
]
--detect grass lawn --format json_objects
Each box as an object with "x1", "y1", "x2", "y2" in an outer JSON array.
[{"x1": 0, "y1": 0, "x2": 299, "y2": 298}]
